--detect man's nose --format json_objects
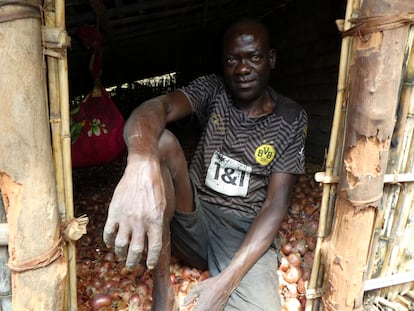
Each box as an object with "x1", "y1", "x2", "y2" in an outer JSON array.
[{"x1": 235, "y1": 60, "x2": 251, "y2": 74}]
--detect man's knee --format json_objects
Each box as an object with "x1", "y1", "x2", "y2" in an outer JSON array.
[{"x1": 158, "y1": 129, "x2": 183, "y2": 162}]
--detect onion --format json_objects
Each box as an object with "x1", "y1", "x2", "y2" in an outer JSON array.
[
  {"x1": 303, "y1": 251, "x2": 314, "y2": 270},
  {"x1": 281, "y1": 242, "x2": 294, "y2": 255},
  {"x1": 129, "y1": 293, "x2": 142, "y2": 306},
  {"x1": 136, "y1": 282, "x2": 150, "y2": 297},
  {"x1": 90, "y1": 293, "x2": 112, "y2": 310},
  {"x1": 297, "y1": 278, "x2": 306, "y2": 294},
  {"x1": 287, "y1": 252, "x2": 302, "y2": 267},
  {"x1": 293, "y1": 240, "x2": 307, "y2": 256},
  {"x1": 289, "y1": 202, "x2": 302, "y2": 215},
  {"x1": 305, "y1": 236, "x2": 316, "y2": 251},
  {"x1": 283, "y1": 266, "x2": 302, "y2": 284},
  {"x1": 279, "y1": 256, "x2": 290, "y2": 272},
  {"x1": 181, "y1": 266, "x2": 193, "y2": 279},
  {"x1": 294, "y1": 228, "x2": 306, "y2": 241},
  {"x1": 284, "y1": 297, "x2": 302, "y2": 311}
]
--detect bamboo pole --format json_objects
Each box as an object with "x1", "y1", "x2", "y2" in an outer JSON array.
[
  {"x1": 43, "y1": 4, "x2": 72, "y2": 310},
  {"x1": 305, "y1": 0, "x2": 358, "y2": 309},
  {"x1": 43, "y1": 0, "x2": 77, "y2": 308},
  {"x1": 0, "y1": 0, "x2": 66, "y2": 308},
  {"x1": 319, "y1": 0, "x2": 414, "y2": 309},
  {"x1": 54, "y1": 0, "x2": 78, "y2": 308}
]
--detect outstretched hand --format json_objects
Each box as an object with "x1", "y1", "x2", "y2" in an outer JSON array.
[{"x1": 103, "y1": 158, "x2": 166, "y2": 270}]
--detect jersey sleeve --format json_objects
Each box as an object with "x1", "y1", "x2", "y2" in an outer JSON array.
[
  {"x1": 177, "y1": 74, "x2": 223, "y2": 125},
  {"x1": 272, "y1": 108, "x2": 308, "y2": 174}
]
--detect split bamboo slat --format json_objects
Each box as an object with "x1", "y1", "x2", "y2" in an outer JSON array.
[{"x1": 43, "y1": 0, "x2": 77, "y2": 309}]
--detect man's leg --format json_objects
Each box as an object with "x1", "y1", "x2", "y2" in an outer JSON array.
[
  {"x1": 225, "y1": 248, "x2": 281, "y2": 311},
  {"x1": 151, "y1": 129, "x2": 193, "y2": 311}
]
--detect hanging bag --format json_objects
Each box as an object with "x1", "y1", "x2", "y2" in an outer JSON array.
[
  {"x1": 71, "y1": 83, "x2": 125, "y2": 167},
  {"x1": 70, "y1": 25, "x2": 126, "y2": 167}
]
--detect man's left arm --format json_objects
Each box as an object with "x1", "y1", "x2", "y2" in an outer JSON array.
[
  {"x1": 183, "y1": 172, "x2": 297, "y2": 311},
  {"x1": 218, "y1": 172, "x2": 297, "y2": 290}
]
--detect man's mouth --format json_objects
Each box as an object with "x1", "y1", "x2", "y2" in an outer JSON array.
[{"x1": 235, "y1": 79, "x2": 255, "y2": 89}]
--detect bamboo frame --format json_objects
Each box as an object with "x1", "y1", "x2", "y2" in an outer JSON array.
[
  {"x1": 362, "y1": 27, "x2": 414, "y2": 304},
  {"x1": 44, "y1": 0, "x2": 77, "y2": 309},
  {"x1": 306, "y1": 2, "x2": 414, "y2": 310},
  {"x1": 304, "y1": 0, "x2": 359, "y2": 309}
]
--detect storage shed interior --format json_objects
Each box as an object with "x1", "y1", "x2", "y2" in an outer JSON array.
[{"x1": 66, "y1": 0, "x2": 347, "y2": 162}]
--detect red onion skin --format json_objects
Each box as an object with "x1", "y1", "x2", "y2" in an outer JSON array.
[
  {"x1": 90, "y1": 293, "x2": 112, "y2": 310},
  {"x1": 287, "y1": 252, "x2": 302, "y2": 267},
  {"x1": 283, "y1": 266, "x2": 303, "y2": 284}
]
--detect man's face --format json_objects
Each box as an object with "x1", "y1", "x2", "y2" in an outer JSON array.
[{"x1": 222, "y1": 25, "x2": 275, "y2": 104}]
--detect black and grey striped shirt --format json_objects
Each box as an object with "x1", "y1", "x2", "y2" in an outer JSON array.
[{"x1": 179, "y1": 74, "x2": 307, "y2": 215}]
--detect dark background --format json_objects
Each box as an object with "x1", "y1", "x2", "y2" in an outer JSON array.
[{"x1": 66, "y1": 0, "x2": 347, "y2": 162}]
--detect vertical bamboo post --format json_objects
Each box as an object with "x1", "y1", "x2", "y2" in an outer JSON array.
[
  {"x1": 55, "y1": 0, "x2": 78, "y2": 307},
  {"x1": 320, "y1": 1, "x2": 414, "y2": 310},
  {"x1": 42, "y1": 0, "x2": 75, "y2": 309},
  {"x1": 0, "y1": 0, "x2": 66, "y2": 309},
  {"x1": 42, "y1": 0, "x2": 78, "y2": 309}
]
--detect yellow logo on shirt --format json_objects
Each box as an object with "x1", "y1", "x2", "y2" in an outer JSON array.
[{"x1": 255, "y1": 144, "x2": 275, "y2": 166}]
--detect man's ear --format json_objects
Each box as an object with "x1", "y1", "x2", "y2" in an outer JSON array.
[{"x1": 269, "y1": 49, "x2": 277, "y2": 69}]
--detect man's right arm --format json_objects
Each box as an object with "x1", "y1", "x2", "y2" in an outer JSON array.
[
  {"x1": 103, "y1": 90, "x2": 192, "y2": 269},
  {"x1": 124, "y1": 90, "x2": 193, "y2": 155}
]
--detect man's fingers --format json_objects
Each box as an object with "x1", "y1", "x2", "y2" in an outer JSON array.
[
  {"x1": 146, "y1": 225, "x2": 163, "y2": 270},
  {"x1": 182, "y1": 285, "x2": 199, "y2": 306},
  {"x1": 114, "y1": 225, "x2": 132, "y2": 260},
  {"x1": 125, "y1": 232, "x2": 145, "y2": 270},
  {"x1": 103, "y1": 220, "x2": 117, "y2": 248}
]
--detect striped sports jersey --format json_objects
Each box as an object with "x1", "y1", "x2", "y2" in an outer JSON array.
[{"x1": 178, "y1": 74, "x2": 308, "y2": 215}]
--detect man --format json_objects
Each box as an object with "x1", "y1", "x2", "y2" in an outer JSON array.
[{"x1": 103, "y1": 18, "x2": 308, "y2": 311}]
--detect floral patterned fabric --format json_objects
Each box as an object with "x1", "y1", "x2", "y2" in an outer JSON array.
[{"x1": 71, "y1": 84, "x2": 126, "y2": 167}]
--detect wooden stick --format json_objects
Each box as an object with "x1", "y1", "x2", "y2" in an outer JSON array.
[
  {"x1": 374, "y1": 296, "x2": 409, "y2": 311},
  {"x1": 314, "y1": 172, "x2": 414, "y2": 184},
  {"x1": 364, "y1": 272, "x2": 414, "y2": 291}
]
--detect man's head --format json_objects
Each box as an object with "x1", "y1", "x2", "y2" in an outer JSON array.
[{"x1": 222, "y1": 18, "x2": 276, "y2": 105}]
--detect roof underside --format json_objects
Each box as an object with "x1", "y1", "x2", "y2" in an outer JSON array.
[{"x1": 65, "y1": 0, "x2": 292, "y2": 96}]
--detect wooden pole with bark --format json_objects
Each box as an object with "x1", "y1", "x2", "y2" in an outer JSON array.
[
  {"x1": 320, "y1": 1, "x2": 414, "y2": 310},
  {"x1": 0, "y1": 0, "x2": 66, "y2": 309}
]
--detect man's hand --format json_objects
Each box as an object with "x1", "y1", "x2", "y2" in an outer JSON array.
[
  {"x1": 103, "y1": 157, "x2": 166, "y2": 270},
  {"x1": 181, "y1": 275, "x2": 232, "y2": 311}
]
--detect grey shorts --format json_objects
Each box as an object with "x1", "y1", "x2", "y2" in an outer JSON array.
[{"x1": 170, "y1": 189, "x2": 282, "y2": 311}]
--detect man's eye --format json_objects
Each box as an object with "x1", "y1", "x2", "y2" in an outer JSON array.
[
  {"x1": 226, "y1": 57, "x2": 235, "y2": 63},
  {"x1": 251, "y1": 55, "x2": 260, "y2": 62}
]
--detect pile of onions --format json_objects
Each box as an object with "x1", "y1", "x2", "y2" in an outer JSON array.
[
  {"x1": 74, "y1": 161, "x2": 322, "y2": 311},
  {"x1": 277, "y1": 173, "x2": 322, "y2": 311}
]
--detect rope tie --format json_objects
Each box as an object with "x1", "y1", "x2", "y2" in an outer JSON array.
[
  {"x1": 8, "y1": 236, "x2": 64, "y2": 273},
  {"x1": 7, "y1": 215, "x2": 88, "y2": 273},
  {"x1": 342, "y1": 12, "x2": 414, "y2": 38},
  {"x1": 0, "y1": 0, "x2": 41, "y2": 23}
]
